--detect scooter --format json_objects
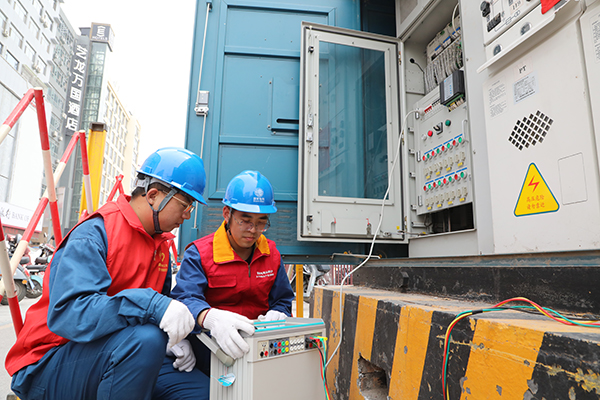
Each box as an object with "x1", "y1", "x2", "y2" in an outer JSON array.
[
  {"x1": 24, "y1": 241, "x2": 54, "y2": 299},
  {"x1": 2, "y1": 234, "x2": 42, "y2": 301},
  {"x1": 0, "y1": 257, "x2": 31, "y2": 305},
  {"x1": 290, "y1": 264, "x2": 331, "y2": 299}
]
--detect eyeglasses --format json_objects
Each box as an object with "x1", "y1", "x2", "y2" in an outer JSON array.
[
  {"x1": 162, "y1": 191, "x2": 195, "y2": 214},
  {"x1": 231, "y1": 215, "x2": 270, "y2": 233}
]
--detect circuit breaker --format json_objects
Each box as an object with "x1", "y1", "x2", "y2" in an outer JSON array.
[
  {"x1": 199, "y1": 318, "x2": 327, "y2": 400},
  {"x1": 480, "y1": 0, "x2": 541, "y2": 45}
]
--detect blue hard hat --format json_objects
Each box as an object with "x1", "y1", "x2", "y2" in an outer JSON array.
[
  {"x1": 222, "y1": 170, "x2": 277, "y2": 213},
  {"x1": 138, "y1": 147, "x2": 207, "y2": 205}
]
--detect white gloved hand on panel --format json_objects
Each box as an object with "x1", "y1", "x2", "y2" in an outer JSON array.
[
  {"x1": 202, "y1": 308, "x2": 255, "y2": 359},
  {"x1": 257, "y1": 310, "x2": 287, "y2": 321}
]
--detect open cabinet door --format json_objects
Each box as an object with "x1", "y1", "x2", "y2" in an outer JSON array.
[{"x1": 298, "y1": 22, "x2": 408, "y2": 243}]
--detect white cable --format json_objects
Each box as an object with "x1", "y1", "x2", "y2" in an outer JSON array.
[
  {"x1": 325, "y1": 109, "x2": 419, "y2": 369},
  {"x1": 451, "y1": 3, "x2": 459, "y2": 39}
]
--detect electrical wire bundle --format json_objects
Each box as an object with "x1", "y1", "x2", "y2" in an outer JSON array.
[
  {"x1": 309, "y1": 336, "x2": 331, "y2": 400},
  {"x1": 424, "y1": 39, "x2": 463, "y2": 94},
  {"x1": 442, "y1": 297, "x2": 600, "y2": 400}
]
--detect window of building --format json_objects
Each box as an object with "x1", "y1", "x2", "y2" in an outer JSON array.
[
  {"x1": 33, "y1": 0, "x2": 43, "y2": 16},
  {"x1": 29, "y1": 17, "x2": 41, "y2": 39},
  {"x1": 23, "y1": 41, "x2": 35, "y2": 61},
  {"x1": 1, "y1": 10, "x2": 7, "y2": 30},
  {"x1": 5, "y1": 50, "x2": 19, "y2": 70},
  {"x1": 10, "y1": 24, "x2": 24, "y2": 48},
  {"x1": 41, "y1": 33, "x2": 50, "y2": 53},
  {"x1": 14, "y1": 1, "x2": 27, "y2": 23},
  {"x1": 37, "y1": 58, "x2": 46, "y2": 75},
  {"x1": 44, "y1": 12, "x2": 52, "y2": 31}
]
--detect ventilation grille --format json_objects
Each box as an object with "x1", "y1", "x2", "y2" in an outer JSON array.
[{"x1": 509, "y1": 110, "x2": 553, "y2": 150}]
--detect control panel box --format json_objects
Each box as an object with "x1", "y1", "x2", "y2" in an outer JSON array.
[
  {"x1": 202, "y1": 318, "x2": 327, "y2": 400},
  {"x1": 413, "y1": 84, "x2": 472, "y2": 216}
]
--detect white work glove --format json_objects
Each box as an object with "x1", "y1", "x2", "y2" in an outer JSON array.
[
  {"x1": 203, "y1": 308, "x2": 255, "y2": 359},
  {"x1": 159, "y1": 300, "x2": 195, "y2": 347},
  {"x1": 258, "y1": 310, "x2": 287, "y2": 321},
  {"x1": 166, "y1": 339, "x2": 196, "y2": 372}
]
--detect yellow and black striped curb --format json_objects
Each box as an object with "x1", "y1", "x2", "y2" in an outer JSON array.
[{"x1": 311, "y1": 286, "x2": 600, "y2": 400}]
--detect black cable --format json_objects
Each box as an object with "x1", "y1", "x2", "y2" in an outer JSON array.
[{"x1": 410, "y1": 58, "x2": 424, "y2": 73}]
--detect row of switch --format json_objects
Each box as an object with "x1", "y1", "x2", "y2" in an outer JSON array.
[
  {"x1": 423, "y1": 186, "x2": 469, "y2": 208},
  {"x1": 421, "y1": 136, "x2": 465, "y2": 162},
  {"x1": 423, "y1": 171, "x2": 467, "y2": 192},
  {"x1": 424, "y1": 152, "x2": 466, "y2": 177},
  {"x1": 258, "y1": 335, "x2": 321, "y2": 359},
  {"x1": 260, "y1": 347, "x2": 291, "y2": 357}
]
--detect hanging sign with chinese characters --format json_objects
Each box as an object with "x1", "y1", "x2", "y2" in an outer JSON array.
[
  {"x1": 63, "y1": 35, "x2": 90, "y2": 137},
  {"x1": 514, "y1": 163, "x2": 559, "y2": 216}
]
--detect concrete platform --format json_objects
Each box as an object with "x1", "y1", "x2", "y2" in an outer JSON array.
[{"x1": 311, "y1": 286, "x2": 600, "y2": 400}]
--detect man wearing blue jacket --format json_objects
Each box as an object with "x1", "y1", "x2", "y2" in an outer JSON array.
[
  {"x1": 155, "y1": 170, "x2": 294, "y2": 399},
  {"x1": 6, "y1": 147, "x2": 208, "y2": 400}
]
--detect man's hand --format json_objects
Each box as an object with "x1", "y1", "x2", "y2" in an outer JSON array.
[
  {"x1": 203, "y1": 308, "x2": 255, "y2": 359},
  {"x1": 258, "y1": 310, "x2": 287, "y2": 321},
  {"x1": 166, "y1": 339, "x2": 196, "y2": 372},
  {"x1": 159, "y1": 300, "x2": 195, "y2": 347}
]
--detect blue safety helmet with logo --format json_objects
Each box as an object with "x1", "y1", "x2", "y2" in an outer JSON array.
[
  {"x1": 136, "y1": 147, "x2": 207, "y2": 234},
  {"x1": 222, "y1": 170, "x2": 277, "y2": 214}
]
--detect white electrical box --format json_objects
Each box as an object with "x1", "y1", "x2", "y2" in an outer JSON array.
[
  {"x1": 479, "y1": 0, "x2": 600, "y2": 253},
  {"x1": 199, "y1": 318, "x2": 327, "y2": 400}
]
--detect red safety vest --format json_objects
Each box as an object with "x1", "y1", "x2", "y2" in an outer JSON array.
[
  {"x1": 5, "y1": 195, "x2": 173, "y2": 375},
  {"x1": 193, "y1": 221, "x2": 281, "y2": 320}
]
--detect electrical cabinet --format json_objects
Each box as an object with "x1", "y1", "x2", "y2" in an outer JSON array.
[
  {"x1": 186, "y1": 0, "x2": 600, "y2": 259},
  {"x1": 298, "y1": 0, "x2": 600, "y2": 256},
  {"x1": 478, "y1": 0, "x2": 600, "y2": 253},
  {"x1": 298, "y1": 0, "x2": 481, "y2": 256}
]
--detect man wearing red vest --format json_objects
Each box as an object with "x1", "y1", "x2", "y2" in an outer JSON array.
[
  {"x1": 157, "y1": 171, "x2": 294, "y2": 399},
  {"x1": 5, "y1": 147, "x2": 208, "y2": 400}
]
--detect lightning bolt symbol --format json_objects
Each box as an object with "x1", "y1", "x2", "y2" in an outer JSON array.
[{"x1": 528, "y1": 176, "x2": 539, "y2": 192}]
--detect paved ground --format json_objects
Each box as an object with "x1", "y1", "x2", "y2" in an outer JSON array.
[{"x1": 1, "y1": 296, "x2": 310, "y2": 399}]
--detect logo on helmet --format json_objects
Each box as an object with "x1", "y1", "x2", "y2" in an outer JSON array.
[{"x1": 253, "y1": 188, "x2": 265, "y2": 204}]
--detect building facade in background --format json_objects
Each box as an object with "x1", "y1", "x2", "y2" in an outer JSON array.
[
  {"x1": 0, "y1": 0, "x2": 69, "y2": 240},
  {"x1": 99, "y1": 80, "x2": 141, "y2": 204},
  {"x1": 1, "y1": 7, "x2": 142, "y2": 238}
]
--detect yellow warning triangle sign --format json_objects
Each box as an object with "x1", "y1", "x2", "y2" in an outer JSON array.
[{"x1": 514, "y1": 163, "x2": 559, "y2": 216}]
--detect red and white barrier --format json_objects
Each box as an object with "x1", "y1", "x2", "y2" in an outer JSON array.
[{"x1": 0, "y1": 217, "x2": 24, "y2": 335}]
